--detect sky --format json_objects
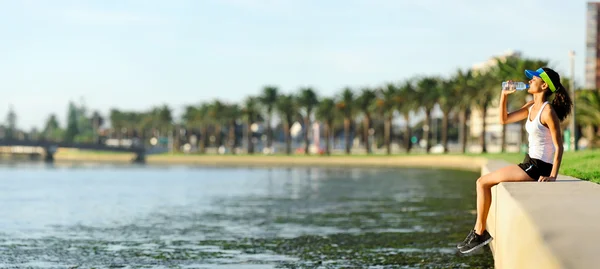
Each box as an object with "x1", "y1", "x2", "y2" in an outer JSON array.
[{"x1": 0, "y1": 0, "x2": 592, "y2": 130}]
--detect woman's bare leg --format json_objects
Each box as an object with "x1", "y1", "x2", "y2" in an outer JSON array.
[{"x1": 474, "y1": 165, "x2": 533, "y2": 234}]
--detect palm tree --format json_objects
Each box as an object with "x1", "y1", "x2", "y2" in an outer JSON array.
[
  {"x1": 137, "y1": 111, "x2": 155, "y2": 148},
  {"x1": 495, "y1": 57, "x2": 549, "y2": 151},
  {"x1": 5, "y1": 105, "x2": 17, "y2": 140},
  {"x1": 297, "y1": 87, "x2": 319, "y2": 155},
  {"x1": 316, "y1": 98, "x2": 336, "y2": 155},
  {"x1": 224, "y1": 104, "x2": 241, "y2": 154},
  {"x1": 43, "y1": 114, "x2": 62, "y2": 142},
  {"x1": 576, "y1": 89, "x2": 600, "y2": 147},
  {"x1": 208, "y1": 100, "x2": 226, "y2": 148},
  {"x1": 357, "y1": 88, "x2": 377, "y2": 154},
  {"x1": 90, "y1": 111, "x2": 103, "y2": 144},
  {"x1": 182, "y1": 104, "x2": 210, "y2": 153},
  {"x1": 259, "y1": 86, "x2": 279, "y2": 151},
  {"x1": 416, "y1": 77, "x2": 440, "y2": 153},
  {"x1": 276, "y1": 94, "x2": 298, "y2": 155},
  {"x1": 196, "y1": 103, "x2": 211, "y2": 153},
  {"x1": 493, "y1": 57, "x2": 542, "y2": 152},
  {"x1": 376, "y1": 84, "x2": 398, "y2": 155},
  {"x1": 124, "y1": 112, "x2": 142, "y2": 142},
  {"x1": 453, "y1": 69, "x2": 477, "y2": 153},
  {"x1": 577, "y1": 89, "x2": 600, "y2": 125},
  {"x1": 182, "y1": 106, "x2": 199, "y2": 129},
  {"x1": 109, "y1": 109, "x2": 124, "y2": 142},
  {"x1": 336, "y1": 88, "x2": 355, "y2": 155},
  {"x1": 157, "y1": 105, "x2": 173, "y2": 134},
  {"x1": 437, "y1": 78, "x2": 457, "y2": 153},
  {"x1": 494, "y1": 56, "x2": 523, "y2": 152},
  {"x1": 149, "y1": 105, "x2": 174, "y2": 149},
  {"x1": 471, "y1": 72, "x2": 496, "y2": 153},
  {"x1": 243, "y1": 97, "x2": 261, "y2": 154},
  {"x1": 147, "y1": 107, "x2": 160, "y2": 139},
  {"x1": 155, "y1": 105, "x2": 176, "y2": 151},
  {"x1": 397, "y1": 81, "x2": 416, "y2": 153}
]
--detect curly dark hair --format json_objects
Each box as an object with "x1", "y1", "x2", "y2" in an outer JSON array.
[{"x1": 541, "y1": 67, "x2": 572, "y2": 121}]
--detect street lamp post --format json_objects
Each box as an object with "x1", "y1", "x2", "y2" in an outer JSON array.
[{"x1": 569, "y1": 50, "x2": 577, "y2": 151}]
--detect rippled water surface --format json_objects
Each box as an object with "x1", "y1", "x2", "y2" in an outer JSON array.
[{"x1": 0, "y1": 163, "x2": 493, "y2": 268}]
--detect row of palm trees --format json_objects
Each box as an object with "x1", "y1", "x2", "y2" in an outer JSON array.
[{"x1": 106, "y1": 56, "x2": 600, "y2": 155}]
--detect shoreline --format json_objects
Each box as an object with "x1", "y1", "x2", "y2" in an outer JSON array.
[
  {"x1": 49, "y1": 151, "x2": 488, "y2": 172},
  {"x1": 25, "y1": 148, "x2": 597, "y2": 183},
  {"x1": 147, "y1": 155, "x2": 487, "y2": 171}
]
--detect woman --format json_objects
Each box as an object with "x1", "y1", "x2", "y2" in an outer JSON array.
[{"x1": 457, "y1": 67, "x2": 573, "y2": 254}]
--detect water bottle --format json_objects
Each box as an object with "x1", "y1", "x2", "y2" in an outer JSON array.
[{"x1": 502, "y1": 81, "x2": 529, "y2": 91}]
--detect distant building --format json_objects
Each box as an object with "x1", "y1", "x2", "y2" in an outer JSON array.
[
  {"x1": 471, "y1": 50, "x2": 521, "y2": 74},
  {"x1": 586, "y1": 2, "x2": 600, "y2": 89}
]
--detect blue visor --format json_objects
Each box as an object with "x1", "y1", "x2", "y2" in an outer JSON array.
[
  {"x1": 524, "y1": 68, "x2": 557, "y2": 92},
  {"x1": 525, "y1": 68, "x2": 544, "y2": 79}
]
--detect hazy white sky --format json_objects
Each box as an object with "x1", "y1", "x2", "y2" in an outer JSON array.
[{"x1": 0, "y1": 0, "x2": 591, "y2": 130}]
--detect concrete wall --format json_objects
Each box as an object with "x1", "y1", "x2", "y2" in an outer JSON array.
[{"x1": 483, "y1": 160, "x2": 600, "y2": 269}]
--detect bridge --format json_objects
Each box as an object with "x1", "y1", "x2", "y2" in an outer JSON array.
[{"x1": 0, "y1": 139, "x2": 146, "y2": 163}]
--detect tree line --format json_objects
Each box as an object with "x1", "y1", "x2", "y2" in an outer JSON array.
[{"x1": 2, "y1": 56, "x2": 600, "y2": 154}]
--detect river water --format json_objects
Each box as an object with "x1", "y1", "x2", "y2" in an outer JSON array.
[{"x1": 0, "y1": 163, "x2": 493, "y2": 268}]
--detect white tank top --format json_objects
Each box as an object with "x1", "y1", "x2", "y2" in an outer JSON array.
[{"x1": 525, "y1": 101, "x2": 555, "y2": 164}]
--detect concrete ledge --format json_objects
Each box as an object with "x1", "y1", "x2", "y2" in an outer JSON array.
[{"x1": 484, "y1": 160, "x2": 600, "y2": 269}]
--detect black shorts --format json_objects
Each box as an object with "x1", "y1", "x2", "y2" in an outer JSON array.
[{"x1": 517, "y1": 154, "x2": 553, "y2": 180}]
